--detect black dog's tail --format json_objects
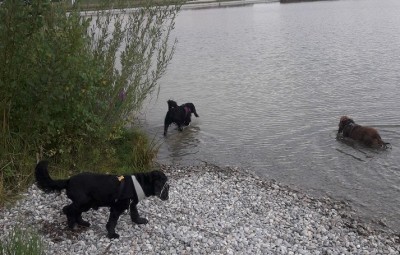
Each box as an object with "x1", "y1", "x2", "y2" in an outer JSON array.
[
  {"x1": 35, "y1": 161, "x2": 69, "y2": 192},
  {"x1": 167, "y1": 100, "x2": 178, "y2": 111}
]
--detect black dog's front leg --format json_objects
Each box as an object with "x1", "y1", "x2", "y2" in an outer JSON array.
[
  {"x1": 130, "y1": 203, "x2": 148, "y2": 224},
  {"x1": 183, "y1": 116, "x2": 192, "y2": 126},
  {"x1": 106, "y1": 207, "x2": 124, "y2": 239},
  {"x1": 164, "y1": 116, "x2": 172, "y2": 136}
]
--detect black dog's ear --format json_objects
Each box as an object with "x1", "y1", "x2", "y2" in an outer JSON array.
[
  {"x1": 118, "y1": 176, "x2": 135, "y2": 200},
  {"x1": 188, "y1": 103, "x2": 199, "y2": 117}
]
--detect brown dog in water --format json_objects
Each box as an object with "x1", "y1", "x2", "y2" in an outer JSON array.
[{"x1": 338, "y1": 116, "x2": 387, "y2": 148}]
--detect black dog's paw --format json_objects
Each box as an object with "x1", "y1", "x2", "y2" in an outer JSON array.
[
  {"x1": 66, "y1": 217, "x2": 76, "y2": 229},
  {"x1": 133, "y1": 217, "x2": 148, "y2": 224},
  {"x1": 77, "y1": 220, "x2": 91, "y2": 227},
  {"x1": 107, "y1": 233, "x2": 120, "y2": 239}
]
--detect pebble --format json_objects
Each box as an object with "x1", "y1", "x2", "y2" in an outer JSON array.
[{"x1": 0, "y1": 164, "x2": 399, "y2": 254}]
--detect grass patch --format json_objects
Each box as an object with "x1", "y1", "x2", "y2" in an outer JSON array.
[
  {"x1": 0, "y1": 136, "x2": 35, "y2": 206},
  {"x1": 59, "y1": 128, "x2": 160, "y2": 176},
  {"x1": 0, "y1": 128, "x2": 159, "y2": 206},
  {"x1": 113, "y1": 129, "x2": 160, "y2": 174},
  {"x1": 0, "y1": 227, "x2": 44, "y2": 255}
]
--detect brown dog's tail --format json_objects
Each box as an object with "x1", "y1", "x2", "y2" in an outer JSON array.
[
  {"x1": 35, "y1": 161, "x2": 69, "y2": 192},
  {"x1": 373, "y1": 134, "x2": 391, "y2": 149},
  {"x1": 379, "y1": 139, "x2": 391, "y2": 149}
]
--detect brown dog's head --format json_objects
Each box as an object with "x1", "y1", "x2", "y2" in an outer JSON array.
[{"x1": 338, "y1": 115, "x2": 353, "y2": 133}]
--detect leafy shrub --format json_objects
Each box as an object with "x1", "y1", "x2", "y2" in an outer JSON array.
[{"x1": 0, "y1": 0, "x2": 183, "y2": 204}]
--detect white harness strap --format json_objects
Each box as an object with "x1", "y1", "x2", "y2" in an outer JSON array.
[{"x1": 131, "y1": 176, "x2": 147, "y2": 202}]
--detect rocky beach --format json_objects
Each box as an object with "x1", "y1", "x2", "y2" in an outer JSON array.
[{"x1": 0, "y1": 164, "x2": 399, "y2": 254}]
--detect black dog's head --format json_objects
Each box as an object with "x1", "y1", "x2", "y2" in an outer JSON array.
[
  {"x1": 184, "y1": 103, "x2": 199, "y2": 118},
  {"x1": 149, "y1": 170, "x2": 169, "y2": 201}
]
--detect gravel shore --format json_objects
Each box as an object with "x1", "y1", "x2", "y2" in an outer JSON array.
[{"x1": 1, "y1": 164, "x2": 399, "y2": 254}]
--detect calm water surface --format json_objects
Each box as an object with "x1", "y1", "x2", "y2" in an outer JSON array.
[{"x1": 141, "y1": 0, "x2": 400, "y2": 232}]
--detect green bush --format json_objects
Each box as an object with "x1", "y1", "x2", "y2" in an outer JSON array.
[{"x1": 0, "y1": 0, "x2": 183, "y2": 204}]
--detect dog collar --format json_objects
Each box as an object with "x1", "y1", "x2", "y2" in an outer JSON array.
[{"x1": 131, "y1": 176, "x2": 147, "y2": 201}]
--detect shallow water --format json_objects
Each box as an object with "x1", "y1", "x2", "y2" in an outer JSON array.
[{"x1": 141, "y1": 0, "x2": 400, "y2": 232}]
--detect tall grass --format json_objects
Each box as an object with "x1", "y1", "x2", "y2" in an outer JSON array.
[
  {"x1": 0, "y1": 227, "x2": 44, "y2": 255},
  {"x1": 113, "y1": 129, "x2": 160, "y2": 174}
]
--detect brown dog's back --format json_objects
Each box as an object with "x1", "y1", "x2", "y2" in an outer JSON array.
[
  {"x1": 338, "y1": 116, "x2": 386, "y2": 148},
  {"x1": 349, "y1": 125, "x2": 384, "y2": 147}
]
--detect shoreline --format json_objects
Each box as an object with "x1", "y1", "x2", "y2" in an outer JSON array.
[
  {"x1": 182, "y1": 0, "x2": 278, "y2": 10},
  {"x1": 1, "y1": 163, "x2": 399, "y2": 254},
  {"x1": 79, "y1": 0, "x2": 278, "y2": 15}
]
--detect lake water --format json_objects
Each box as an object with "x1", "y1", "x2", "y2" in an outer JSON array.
[{"x1": 141, "y1": 0, "x2": 400, "y2": 233}]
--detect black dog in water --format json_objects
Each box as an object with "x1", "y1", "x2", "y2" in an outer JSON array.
[
  {"x1": 164, "y1": 100, "x2": 199, "y2": 136},
  {"x1": 35, "y1": 161, "x2": 169, "y2": 239}
]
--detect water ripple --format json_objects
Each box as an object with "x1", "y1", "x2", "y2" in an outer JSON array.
[{"x1": 143, "y1": 0, "x2": 400, "y2": 232}]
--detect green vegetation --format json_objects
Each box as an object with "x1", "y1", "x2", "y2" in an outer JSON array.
[
  {"x1": 0, "y1": 227, "x2": 44, "y2": 255},
  {"x1": 0, "y1": 0, "x2": 183, "y2": 205}
]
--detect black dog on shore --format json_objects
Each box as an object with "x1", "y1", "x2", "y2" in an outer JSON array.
[
  {"x1": 35, "y1": 161, "x2": 169, "y2": 239},
  {"x1": 164, "y1": 100, "x2": 199, "y2": 136}
]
